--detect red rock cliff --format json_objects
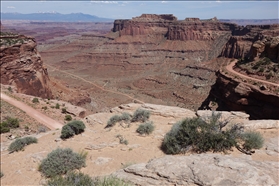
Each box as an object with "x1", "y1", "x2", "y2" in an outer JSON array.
[
  {"x1": 221, "y1": 24, "x2": 279, "y2": 61},
  {"x1": 0, "y1": 33, "x2": 52, "y2": 98}
]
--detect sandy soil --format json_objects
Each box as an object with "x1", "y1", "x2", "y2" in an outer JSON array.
[{"x1": 1, "y1": 104, "x2": 278, "y2": 185}]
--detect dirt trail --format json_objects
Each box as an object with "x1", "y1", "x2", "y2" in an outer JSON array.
[
  {"x1": 226, "y1": 60, "x2": 279, "y2": 87},
  {"x1": 45, "y1": 63, "x2": 145, "y2": 104},
  {"x1": 1, "y1": 92, "x2": 63, "y2": 130}
]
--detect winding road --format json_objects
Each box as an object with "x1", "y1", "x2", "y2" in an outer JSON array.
[
  {"x1": 1, "y1": 92, "x2": 63, "y2": 130},
  {"x1": 226, "y1": 60, "x2": 279, "y2": 87}
]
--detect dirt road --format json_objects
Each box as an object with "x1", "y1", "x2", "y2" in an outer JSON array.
[
  {"x1": 45, "y1": 63, "x2": 145, "y2": 104},
  {"x1": 1, "y1": 92, "x2": 63, "y2": 130},
  {"x1": 226, "y1": 60, "x2": 279, "y2": 87}
]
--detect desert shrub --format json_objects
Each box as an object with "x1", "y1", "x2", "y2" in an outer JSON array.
[
  {"x1": 0, "y1": 117, "x2": 19, "y2": 133},
  {"x1": 39, "y1": 148, "x2": 86, "y2": 178},
  {"x1": 60, "y1": 125, "x2": 75, "y2": 139},
  {"x1": 0, "y1": 122, "x2": 10, "y2": 133},
  {"x1": 259, "y1": 67, "x2": 265, "y2": 72},
  {"x1": 32, "y1": 97, "x2": 39, "y2": 103},
  {"x1": 131, "y1": 109, "x2": 150, "y2": 122},
  {"x1": 67, "y1": 120, "x2": 86, "y2": 135},
  {"x1": 55, "y1": 103, "x2": 60, "y2": 109},
  {"x1": 42, "y1": 106, "x2": 47, "y2": 110},
  {"x1": 106, "y1": 115, "x2": 121, "y2": 128},
  {"x1": 0, "y1": 171, "x2": 3, "y2": 178},
  {"x1": 8, "y1": 137, "x2": 37, "y2": 153},
  {"x1": 240, "y1": 131, "x2": 264, "y2": 151},
  {"x1": 120, "y1": 112, "x2": 131, "y2": 123},
  {"x1": 60, "y1": 120, "x2": 85, "y2": 139},
  {"x1": 136, "y1": 121, "x2": 154, "y2": 135},
  {"x1": 5, "y1": 117, "x2": 19, "y2": 128},
  {"x1": 8, "y1": 86, "x2": 12, "y2": 92},
  {"x1": 65, "y1": 115, "x2": 72, "y2": 121},
  {"x1": 61, "y1": 108, "x2": 67, "y2": 114},
  {"x1": 45, "y1": 171, "x2": 93, "y2": 186},
  {"x1": 105, "y1": 113, "x2": 132, "y2": 128},
  {"x1": 116, "y1": 134, "x2": 128, "y2": 145},
  {"x1": 161, "y1": 113, "x2": 262, "y2": 155},
  {"x1": 93, "y1": 176, "x2": 132, "y2": 186}
]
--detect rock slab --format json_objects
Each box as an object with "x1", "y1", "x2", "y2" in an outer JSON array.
[{"x1": 113, "y1": 154, "x2": 279, "y2": 186}]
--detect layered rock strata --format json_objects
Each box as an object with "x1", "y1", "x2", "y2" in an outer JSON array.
[{"x1": 0, "y1": 34, "x2": 52, "y2": 98}]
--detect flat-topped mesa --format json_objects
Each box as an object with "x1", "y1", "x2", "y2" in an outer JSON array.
[
  {"x1": 112, "y1": 14, "x2": 236, "y2": 41},
  {"x1": 132, "y1": 14, "x2": 177, "y2": 21},
  {"x1": 185, "y1": 18, "x2": 201, "y2": 22}
]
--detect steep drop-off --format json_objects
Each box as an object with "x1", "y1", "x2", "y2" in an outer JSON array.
[{"x1": 0, "y1": 33, "x2": 52, "y2": 98}]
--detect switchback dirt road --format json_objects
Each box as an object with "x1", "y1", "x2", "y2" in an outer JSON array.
[
  {"x1": 1, "y1": 92, "x2": 63, "y2": 130},
  {"x1": 226, "y1": 61, "x2": 279, "y2": 87}
]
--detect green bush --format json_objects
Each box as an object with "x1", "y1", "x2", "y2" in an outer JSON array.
[
  {"x1": 60, "y1": 120, "x2": 86, "y2": 139},
  {"x1": 0, "y1": 117, "x2": 20, "y2": 133},
  {"x1": 45, "y1": 171, "x2": 93, "y2": 186},
  {"x1": 161, "y1": 113, "x2": 263, "y2": 155},
  {"x1": 241, "y1": 131, "x2": 264, "y2": 151},
  {"x1": 94, "y1": 176, "x2": 132, "y2": 186},
  {"x1": 61, "y1": 108, "x2": 67, "y2": 114},
  {"x1": 32, "y1": 97, "x2": 39, "y2": 103},
  {"x1": 39, "y1": 148, "x2": 86, "y2": 178},
  {"x1": 0, "y1": 171, "x2": 3, "y2": 178},
  {"x1": 8, "y1": 137, "x2": 38, "y2": 153},
  {"x1": 55, "y1": 103, "x2": 60, "y2": 109},
  {"x1": 136, "y1": 121, "x2": 154, "y2": 135},
  {"x1": 106, "y1": 115, "x2": 122, "y2": 128},
  {"x1": 131, "y1": 109, "x2": 150, "y2": 122},
  {"x1": 60, "y1": 125, "x2": 75, "y2": 139},
  {"x1": 105, "y1": 113, "x2": 132, "y2": 128},
  {"x1": 0, "y1": 122, "x2": 10, "y2": 133},
  {"x1": 65, "y1": 115, "x2": 72, "y2": 121},
  {"x1": 67, "y1": 120, "x2": 86, "y2": 135}
]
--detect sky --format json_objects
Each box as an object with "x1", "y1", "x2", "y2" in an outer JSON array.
[{"x1": 1, "y1": 1, "x2": 278, "y2": 20}]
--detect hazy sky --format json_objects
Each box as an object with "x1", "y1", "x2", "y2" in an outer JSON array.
[{"x1": 1, "y1": 1, "x2": 278, "y2": 20}]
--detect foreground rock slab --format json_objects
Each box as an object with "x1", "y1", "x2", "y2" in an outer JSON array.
[{"x1": 113, "y1": 154, "x2": 279, "y2": 186}]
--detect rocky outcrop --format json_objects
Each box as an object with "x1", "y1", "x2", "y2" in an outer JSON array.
[
  {"x1": 113, "y1": 154, "x2": 279, "y2": 186},
  {"x1": 113, "y1": 14, "x2": 236, "y2": 42},
  {"x1": 220, "y1": 24, "x2": 279, "y2": 61},
  {"x1": 1, "y1": 34, "x2": 52, "y2": 98},
  {"x1": 208, "y1": 70, "x2": 279, "y2": 119}
]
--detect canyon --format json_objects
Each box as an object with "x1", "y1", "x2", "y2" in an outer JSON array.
[
  {"x1": 1, "y1": 14, "x2": 278, "y2": 117},
  {"x1": 1, "y1": 14, "x2": 279, "y2": 186}
]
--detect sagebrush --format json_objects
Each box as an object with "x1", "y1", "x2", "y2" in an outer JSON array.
[
  {"x1": 8, "y1": 137, "x2": 38, "y2": 153},
  {"x1": 131, "y1": 109, "x2": 150, "y2": 122},
  {"x1": 161, "y1": 113, "x2": 264, "y2": 155},
  {"x1": 39, "y1": 148, "x2": 86, "y2": 178},
  {"x1": 136, "y1": 121, "x2": 154, "y2": 135},
  {"x1": 105, "y1": 112, "x2": 132, "y2": 128},
  {"x1": 60, "y1": 120, "x2": 86, "y2": 139}
]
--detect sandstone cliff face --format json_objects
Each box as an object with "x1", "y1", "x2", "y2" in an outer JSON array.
[
  {"x1": 221, "y1": 24, "x2": 279, "y2": 61},
  {"x1": 208, "y1": 71, "x2": 279, "y2": 119},
  {"x1": 0, "y1": 34, "x2": 52, "y2": 98}
]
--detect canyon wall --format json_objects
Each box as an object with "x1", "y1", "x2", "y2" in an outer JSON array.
[
  {"x1": 208, "y1": 70, "x2": 279, "y2": 119},
  {"x1": 220, "y1": 24, "x2": 279, "y2": 61},
  {"x1": 0, "y1": 34, "x2": 52, "y2": 98}
]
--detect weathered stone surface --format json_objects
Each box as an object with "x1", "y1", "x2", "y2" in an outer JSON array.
[
  {"x1": 241, "y1": 120, "x2": 279, "y2": 130},
  {"x1": 111, "y1": 103, "x2": 196, "y2": 119},
  {"x1": 196, "y1": 110, "x2": 250, "y2": 120},
  {"x1": 0, "y1": 34, "x2": 52, "y2": 98},
  {"x1": 113, "y1": 154, "x2": 279, "y2": 186}
]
